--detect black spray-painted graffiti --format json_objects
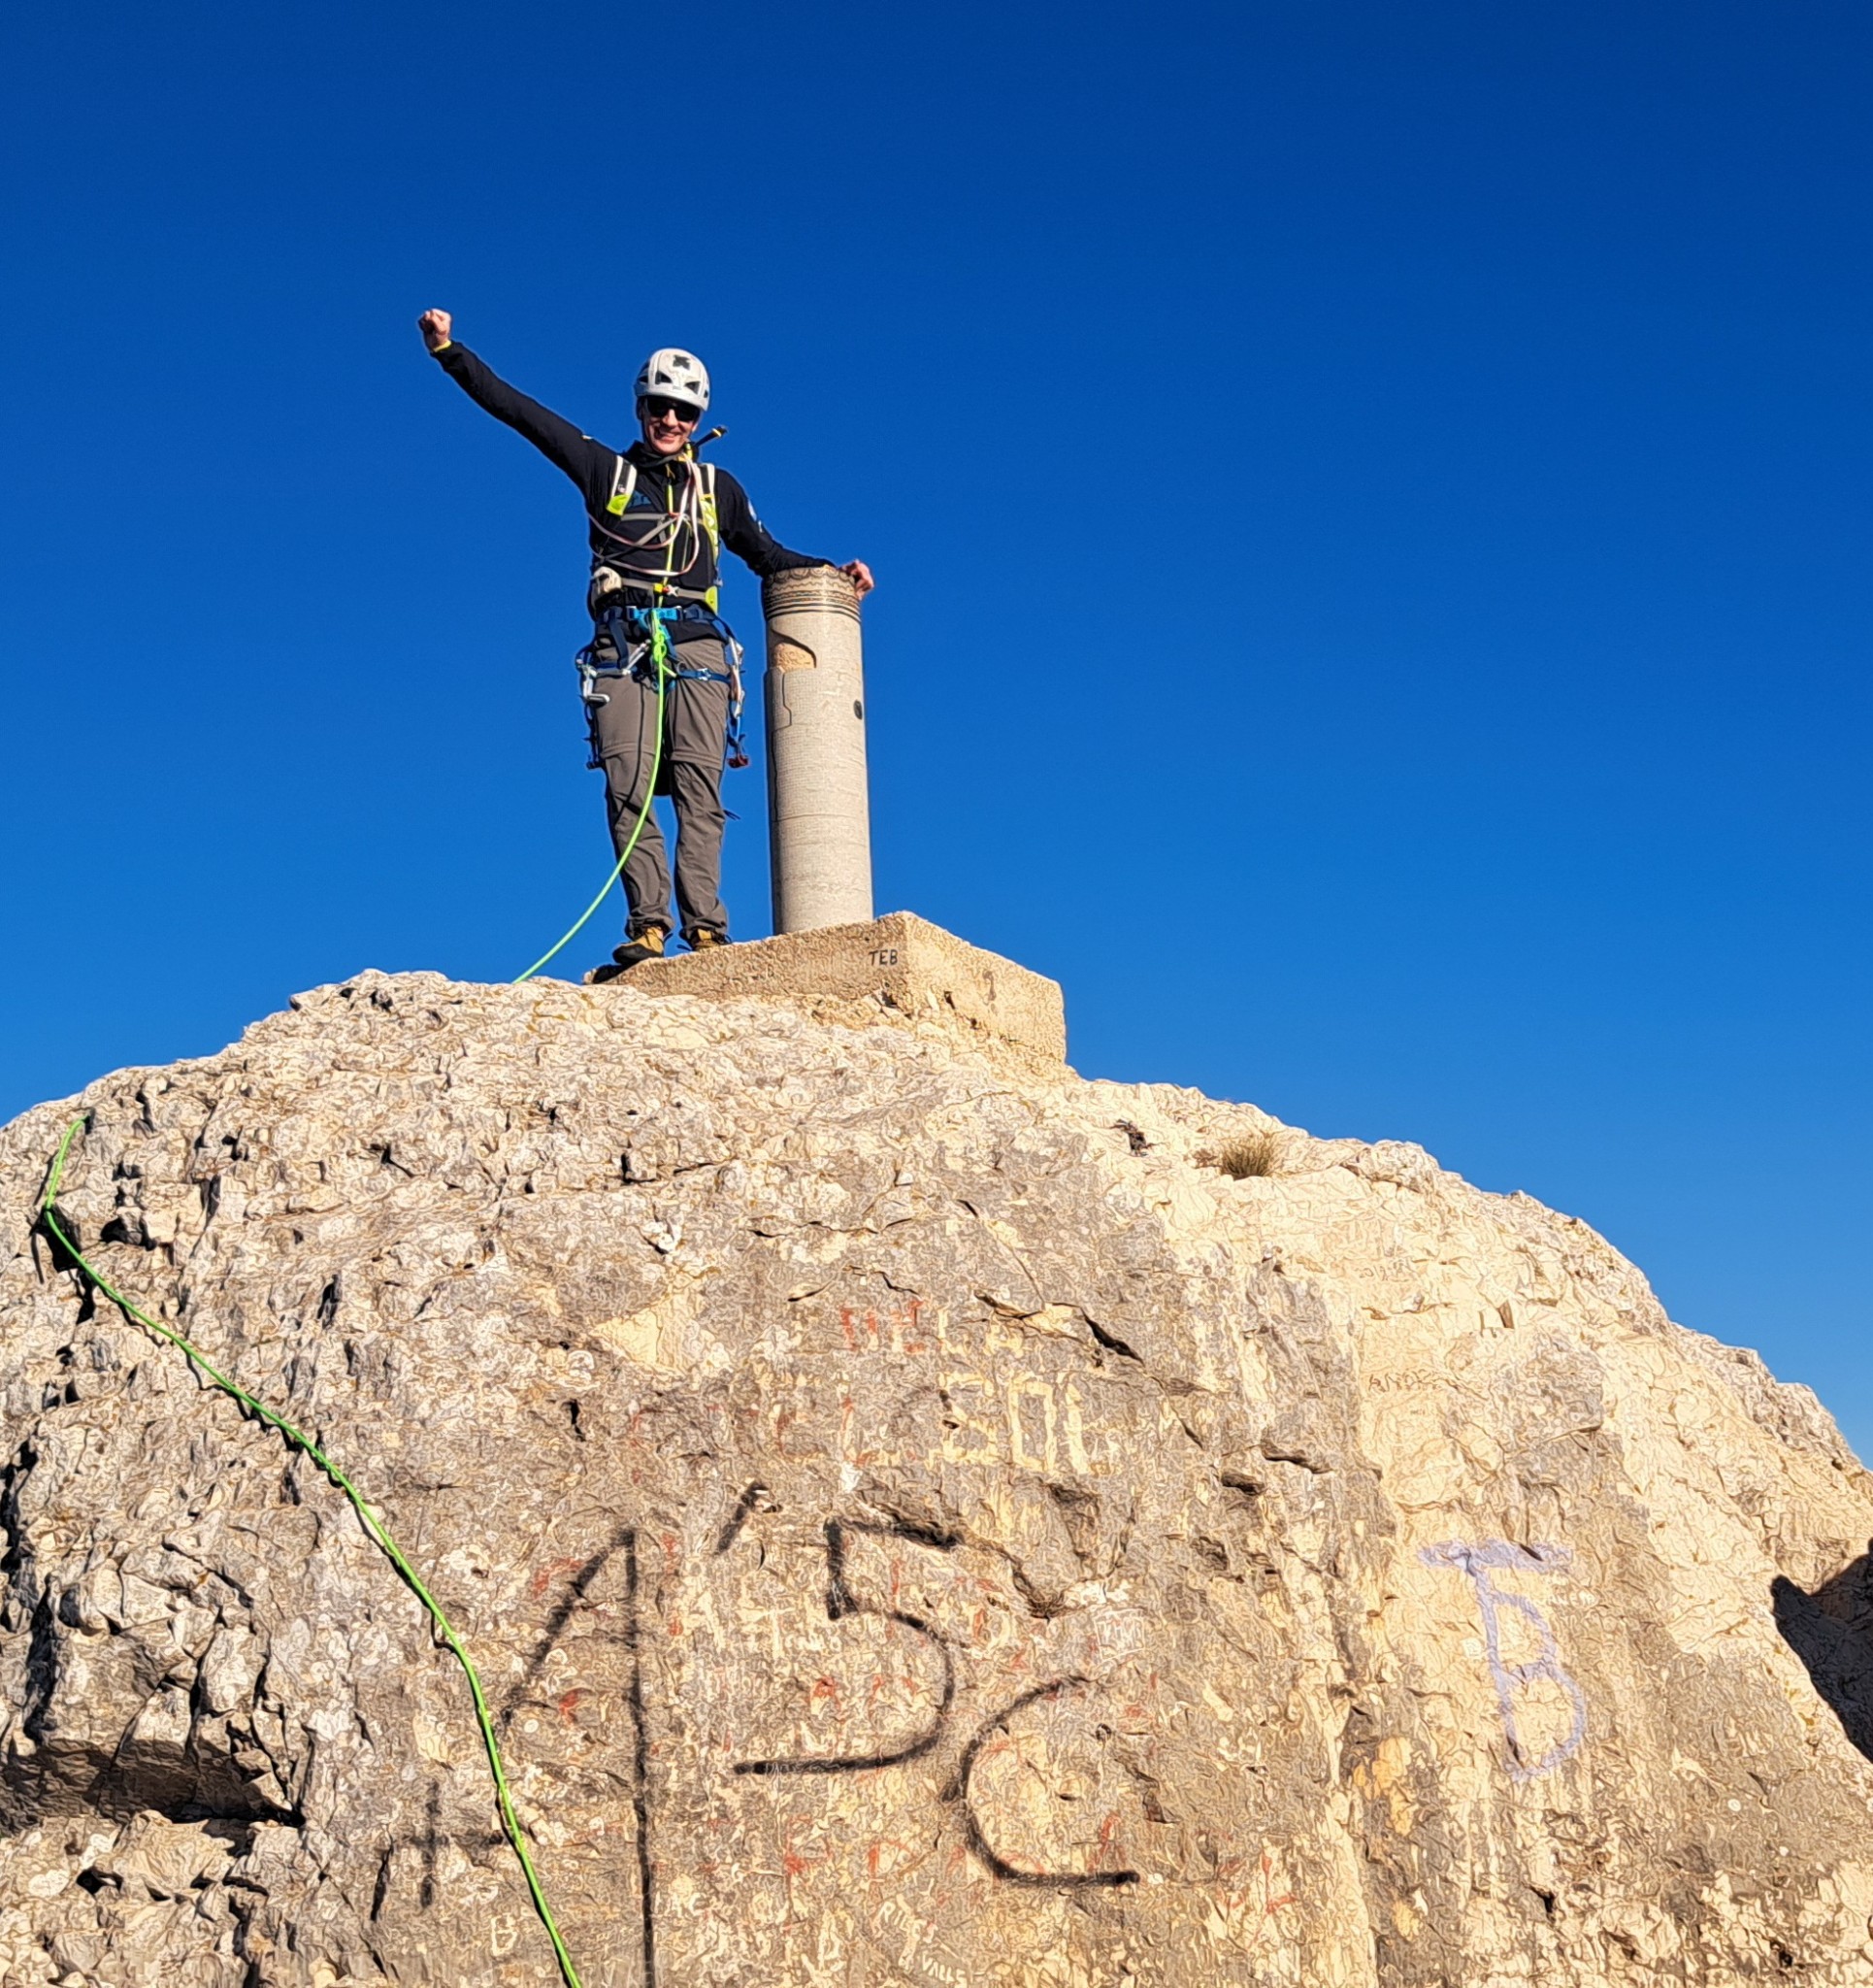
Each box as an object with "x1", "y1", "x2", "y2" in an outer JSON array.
[
  {"x1": 500, "y1": 1482, "x2": 1150, "y2": 1980},
  {"x1": 944, "y1": 1679, "x2": 1139, "y2": 1888},
  {"x1": 728, "y1": 1516, "x2": 957, "y2": 1775},
  {"x1": 714, "y1": 1486, "x2": 1137, "y2": 1884},
  {"x1": 1422, "y1": 1541, "x2": 1587, "y2": 1780},
  {"x1": 501, "y1": 1523, "x2": 656, "y2": 1979},
  {"x1": 621, "y1": 1531, "x2": 654, "y2": 1986}
]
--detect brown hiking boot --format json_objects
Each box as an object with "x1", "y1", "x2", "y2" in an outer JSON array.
[{"x1": 589, "y1": 927, "x2": 669, "y2": 982}]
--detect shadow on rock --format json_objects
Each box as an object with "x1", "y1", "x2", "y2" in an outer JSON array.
[{"x1": 1774, "y1": 1544, "x2": 1873, "y2": 1761}]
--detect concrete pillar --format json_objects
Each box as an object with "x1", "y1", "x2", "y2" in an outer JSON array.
[{"x1": 762, "y1": 567, "x2": 872, "y2": 934}]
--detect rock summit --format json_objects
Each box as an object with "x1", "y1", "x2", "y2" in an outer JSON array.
[{"x1": 4, "y1": 968, "x2": 1873, "y2": 1985}]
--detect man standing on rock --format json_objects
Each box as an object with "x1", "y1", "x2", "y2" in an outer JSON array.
[{"x1": 417, "y1": 310, "x2": 873, "y2": 977}]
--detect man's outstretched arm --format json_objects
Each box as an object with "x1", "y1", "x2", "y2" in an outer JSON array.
[
  {"x1": 417, "y1": 309, "x2": 609, "y2": 489},
  {"x1": 716, "y1": 470, "x2": 875, "y2": 595}
]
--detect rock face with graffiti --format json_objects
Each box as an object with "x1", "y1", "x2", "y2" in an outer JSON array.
[{"x1": 5, "y1": 971, "x2": 1873, "y2": 1984}]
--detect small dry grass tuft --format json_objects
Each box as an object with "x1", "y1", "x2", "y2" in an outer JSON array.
[{"x1": 1211, "y1": 1129, "x2": 1284, "y2": 1179}]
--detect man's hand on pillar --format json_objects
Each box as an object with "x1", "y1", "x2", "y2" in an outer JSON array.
[
  {"x1": 417, "y1": 309, "x2": 453, "y2": 352},
  {"x1": 841, "y1": 560, "x2": 875, "y2": 597}
]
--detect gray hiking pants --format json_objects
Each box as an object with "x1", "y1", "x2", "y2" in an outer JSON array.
[{"x1": 587, "y1": 652, "x2": 731, "y2": 942}]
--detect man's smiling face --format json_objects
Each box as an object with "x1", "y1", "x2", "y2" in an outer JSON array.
[{"x1": 640, "y1": 395, "x2": 700, "y2": 456}]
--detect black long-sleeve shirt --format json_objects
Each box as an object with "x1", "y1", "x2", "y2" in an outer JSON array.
[{"x1": 432, "y1": 341, "x2": 826, "y2": 613}]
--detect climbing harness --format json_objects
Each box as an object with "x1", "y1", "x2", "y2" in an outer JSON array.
[
  {"x1": 589, "y1": 601, "x2": 749, "y2": 772},
  {"x1": 515, "y1": 440, "x2": 747, "y2": 983},
  {"x1": 34, "y1": 1119, "x2": 585, "y2": 1988}
]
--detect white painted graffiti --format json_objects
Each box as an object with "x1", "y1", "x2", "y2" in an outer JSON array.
[{"x1": 1423, "y1": 1541, "x2": 1587, "y2": 1780}]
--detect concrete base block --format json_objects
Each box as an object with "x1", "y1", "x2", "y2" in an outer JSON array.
[{"x1": 600, "y1": 911, "x2": 1067, "y2": 1062}]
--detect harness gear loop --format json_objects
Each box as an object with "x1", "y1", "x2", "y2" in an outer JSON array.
[{"x1": 597, "y1": 599, "x2": 747, "y2": 773}]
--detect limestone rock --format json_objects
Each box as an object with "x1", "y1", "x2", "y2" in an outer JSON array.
[{"x1": 3, "y1": 968, "x2": 1872, "y2": 1985}]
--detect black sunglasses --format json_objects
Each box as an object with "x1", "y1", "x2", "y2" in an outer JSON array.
[{"x1": 641, "y1": 396, "x2": 699, "y2": 423}]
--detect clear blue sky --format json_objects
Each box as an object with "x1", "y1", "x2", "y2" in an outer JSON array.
[{"x1": 5, "y1": 5, "x2": 1868, "y2": 1449}]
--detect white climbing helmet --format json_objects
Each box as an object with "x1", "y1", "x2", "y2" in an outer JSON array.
[{"x1": 634, "y1": 348, "x2": 710, "y2": 414}]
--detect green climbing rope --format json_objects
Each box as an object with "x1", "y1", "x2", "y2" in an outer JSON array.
[
  {"x1": 36, "y1": 1117, "x2": 584, "y2": 1988},
  {"x1": 514, "y1": 618, "x2": 671, "y2": 985}
]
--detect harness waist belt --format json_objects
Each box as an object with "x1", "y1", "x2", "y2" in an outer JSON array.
[
  {"x1": 584, "y1": 602, "x2": 735, "y2": 674},
  {"x1": 577, "y1": 603, "x2": 751, "y2": 771}
]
